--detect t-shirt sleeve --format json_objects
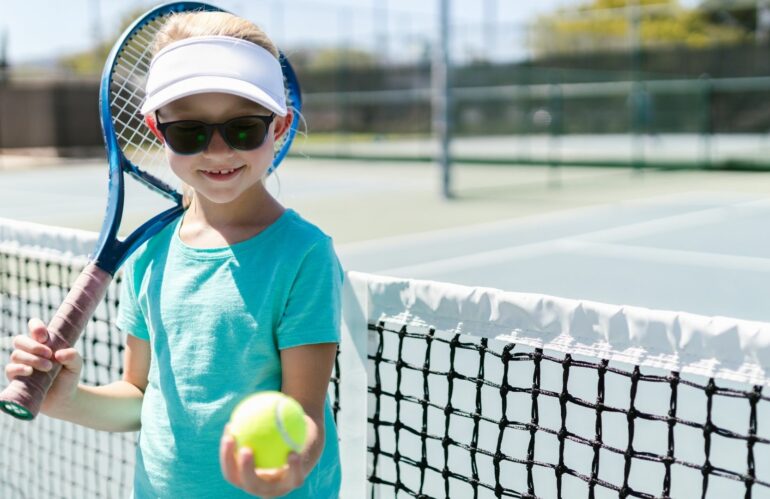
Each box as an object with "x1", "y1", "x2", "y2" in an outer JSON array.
[
  {"x1": 115, "y1": 258, "x2": 150, "y2": 340},
  {"x1": 276, "y1": 236, "x2": 343, "y2": 350}
]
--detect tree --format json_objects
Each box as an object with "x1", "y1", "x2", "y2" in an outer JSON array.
[
  {"x1": 303, "y1": 47, "x2": 379, "y2": 70},
  {"x1": 530, "y1": 0, "x2": 749, "y2": 57}
]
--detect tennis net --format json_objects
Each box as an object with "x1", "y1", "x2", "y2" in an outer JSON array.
[
  {"x1": 0, "y1": 220, "x2": 132, "y2": 498},
  {"x1": 1, "y1": 218, "x2": 769, "y2": 498}
]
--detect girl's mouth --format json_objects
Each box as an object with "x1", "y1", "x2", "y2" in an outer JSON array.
[{"x1": 200, "y1": 165, "x2": 245, "y2": 181}]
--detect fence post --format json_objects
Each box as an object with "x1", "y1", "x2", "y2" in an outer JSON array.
[
  {"x1": 630, "y1": 81, "x2": 649, "y2": 170},
  {"x1": 548, "y1": 73, "x2": 563, "y2": 187},
  {"x1": 433, "y1": 0, "x2": 452, "y2": 199},
  {"x1": 699, "y1": 73, "x2": 713, "y2": 168}
]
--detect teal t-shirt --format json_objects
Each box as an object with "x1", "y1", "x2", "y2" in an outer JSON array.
[{"x1": 116, "y1": 209, "x2": 342, "y2": 499}]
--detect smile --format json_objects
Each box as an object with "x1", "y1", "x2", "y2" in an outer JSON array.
[{"x1": 199, "y1": 165, "x2": 245, "y2": 180}]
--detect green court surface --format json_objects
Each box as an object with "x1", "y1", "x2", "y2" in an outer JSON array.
[{"x1": 1, "y1": 156, "x2": 770, "y2": 321}]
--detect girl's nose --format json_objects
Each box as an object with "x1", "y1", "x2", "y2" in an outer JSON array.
[{"x1": 202, "y1": 128, "x2": 233, "y2": 157}]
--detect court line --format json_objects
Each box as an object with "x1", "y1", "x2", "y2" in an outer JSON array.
[
  {"x1": 568, "y1": 240, "x2": 770, "y2": 272},
  {"x1": 339, "y1": 192, "x2": 770, "y2": 256},
  {"x1": 374, "y1": 197, "x2": 770, "y2": 277}
]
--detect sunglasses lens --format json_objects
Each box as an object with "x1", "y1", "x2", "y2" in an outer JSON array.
[
  {"x1": 164, "y1": 123, "x2": 209, "y2": 154},
  {"x1": 223, "y1": 117, "x2": 269, "y2": 150}
]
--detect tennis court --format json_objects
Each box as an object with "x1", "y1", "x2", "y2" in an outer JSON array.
[
  {"x1": 1, "y1": 155, "x2": 769, "y2": 498},
  {"x1": 3, "y1": 154, "x2": 770, "y2": 321},
  {"x1": 2, "y1": 0, "x2": 770, "y2": 496}
]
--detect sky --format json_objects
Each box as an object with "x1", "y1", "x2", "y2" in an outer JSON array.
[
  {"x1": 1, "y1": 0, "x2": 707, "y2": 66},
  {"x1": 0, "y1": 0, "x2": 579, "y2": 65}
]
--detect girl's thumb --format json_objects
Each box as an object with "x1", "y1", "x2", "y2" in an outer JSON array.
[{"x1": 53, "y1": 348, "x2": 82, "y2": 373}]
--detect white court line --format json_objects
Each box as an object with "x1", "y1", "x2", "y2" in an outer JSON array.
[
  {"x1": 339, "y1": 191, "x2": 770, "y2": 256},
  {"x1": 376, "y1": 197, "x2": 770, "y2": 277},
  {"x1": 579, "y1": 197, "x2": 770, "y2": 243},
  {"x1": 377, "y1": 238, "x2": 570, "y2": 277},
  {"x1": 338, "y1": 200, "x2": 612, "y2": 255},
  {"x1": 568, "y1": 240, "x2": 770, "y2": 272}
]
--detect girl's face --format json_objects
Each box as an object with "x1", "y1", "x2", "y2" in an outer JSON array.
[{"x1": 156, "y1": 92, "x2": 290, "y2": 206}]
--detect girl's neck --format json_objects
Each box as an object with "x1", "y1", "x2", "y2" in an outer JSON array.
[{"x1": 180, "y1": 185, "x2": 285, "y2": 248}]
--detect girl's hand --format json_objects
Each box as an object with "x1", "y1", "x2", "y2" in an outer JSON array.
[
  {"x1": 219, "y1": 425, "x2": 306, "y2": 498},
  {"x1": 4, "y1": 318, "x2": 83, "y2": 415}
]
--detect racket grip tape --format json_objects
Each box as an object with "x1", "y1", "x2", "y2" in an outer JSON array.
[{"x1": 0, "y1": 263, "x2": 112, "y2": 420}]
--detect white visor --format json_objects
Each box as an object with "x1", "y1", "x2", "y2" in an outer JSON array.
[{"x1": 141, "y1": 35, "x2": 287, "y2": 116}]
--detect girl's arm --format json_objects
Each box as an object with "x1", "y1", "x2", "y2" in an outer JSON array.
[
  {"x1": 51, "y1": 333, "x2": 150, "y2": 432},
  {"x1": 279, "y1": 341, "x2": 338, "y2": 475},
  {"x1": 6, "y1": 318, "x2": 150, "y2": 432}
]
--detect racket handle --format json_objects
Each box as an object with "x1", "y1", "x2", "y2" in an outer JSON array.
[{"x1": 0, "y1": 263, "x2": 112, "y2": 420}]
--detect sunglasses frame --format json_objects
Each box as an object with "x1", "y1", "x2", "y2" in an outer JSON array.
[{"x1": 156, "y1": 113, "x2": 276, "y2": 155}]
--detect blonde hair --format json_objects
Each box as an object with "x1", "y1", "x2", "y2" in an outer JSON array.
[
  {"x1": 154, "y1": 12, "x2": 278, "y2": 58},
  {"x1": 153, "y1": 12, "x2": 280, "y2": 209}
]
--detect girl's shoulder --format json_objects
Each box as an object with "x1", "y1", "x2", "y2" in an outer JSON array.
[
  {"x1": 272, "y1": 210, "x2": 339, "y2": 272},
  {"x1": 277, "y1": 209, "x2": 333, "y2": 248}
]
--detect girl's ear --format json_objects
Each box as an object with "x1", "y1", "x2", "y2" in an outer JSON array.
[
  {"x1": 145, "y1": 114, "x2": 163, "y2": 142},
  {"x1": 273, "y1": 109, "x2": 294, "y2": 142}
]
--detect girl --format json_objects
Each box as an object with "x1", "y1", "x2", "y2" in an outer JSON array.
[{"x1": 4, "y1": 11, "x2": 342, "y2": 499}]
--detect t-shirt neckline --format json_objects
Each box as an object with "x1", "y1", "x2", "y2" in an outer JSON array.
[{"x1": 172, "y1": 208, "x2": 294, "y2": 260}]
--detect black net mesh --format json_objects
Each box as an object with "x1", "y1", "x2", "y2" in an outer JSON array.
[
  {"x1": 367, "y1": 321, "x2": 769, "y2": 499},
  {"x1": 0, "y1": 250, "x2": 134, "y2": 498}
]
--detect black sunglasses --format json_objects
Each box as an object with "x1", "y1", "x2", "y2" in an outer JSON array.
[{"x1": 156, "y1": 114, "x2": 276, "y2": 155}]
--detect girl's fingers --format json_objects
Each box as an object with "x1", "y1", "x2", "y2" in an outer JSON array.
[
  {"x1": 237, "y1": 448, "x2": 292, "y2": 497},
  {"x1": 53, "y1": 348, "x2": 82, "y2": 373},
  {"x1": 27, "y1": 319, "x2": 49, "y2": 344},
  {"x1": 252, "y1": 458, "x2": 302, "y2": 496},
  {"x1": 12, "y1": 335, "x2": 52, "y2": 359},
  {"x1": 285, "y1": 453, "x2": 304, "y2": 489},
  {"x1": 254, "y1": 466, "x2": 285, "y2": 483},
  {"x1": 9, "y1": 349, "x2": 53, "y2": 372},
  {"x1": 224, "y1": 442, "x2": 300, "y2": 497},
  {"x1": 5, "y1": 362, "x2": 33, "y2": 380},
  {"x1": 219, "y1": 431, "x2": 241, "y2": 487},
  {"x1": 236, "y1": 447, "x2": 265, "y2": 492}
]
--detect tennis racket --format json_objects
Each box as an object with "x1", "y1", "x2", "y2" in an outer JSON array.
[{"x1": 0, "y1": 1, "x2": 302, "y2": 420}]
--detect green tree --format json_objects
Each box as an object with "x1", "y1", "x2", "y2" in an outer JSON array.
[
  {"x1": 531, "y1": 0, "x2": 749, "y2": 57},
  {"x1": 304, "y1": 47, "x2": 378, "y2": 70}
]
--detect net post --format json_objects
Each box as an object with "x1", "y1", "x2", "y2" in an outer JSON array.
[{"x1": 338, "y1": 272, "x2": 371, "y2": 498}]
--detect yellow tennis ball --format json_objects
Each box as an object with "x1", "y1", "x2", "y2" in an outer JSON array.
[{"x1": 229, "y1": 391, "x2": 307, "y2": 469}]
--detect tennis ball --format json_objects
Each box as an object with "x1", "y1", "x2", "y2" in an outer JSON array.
[{"x1": 229, "y1": 391, "x2": 307, "y2": 469}]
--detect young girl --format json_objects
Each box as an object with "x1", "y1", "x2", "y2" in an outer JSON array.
[{"x1": 4, "y1": 12, "x2": 342, "y2": 499}]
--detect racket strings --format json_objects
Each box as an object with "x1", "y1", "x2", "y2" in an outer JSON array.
[
  {"x1": 111, "y1": 30, "x2": 155, "y2": 118},
  {"x1": 110, "y1": 18, "x2": 175, "y2": 189}
]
